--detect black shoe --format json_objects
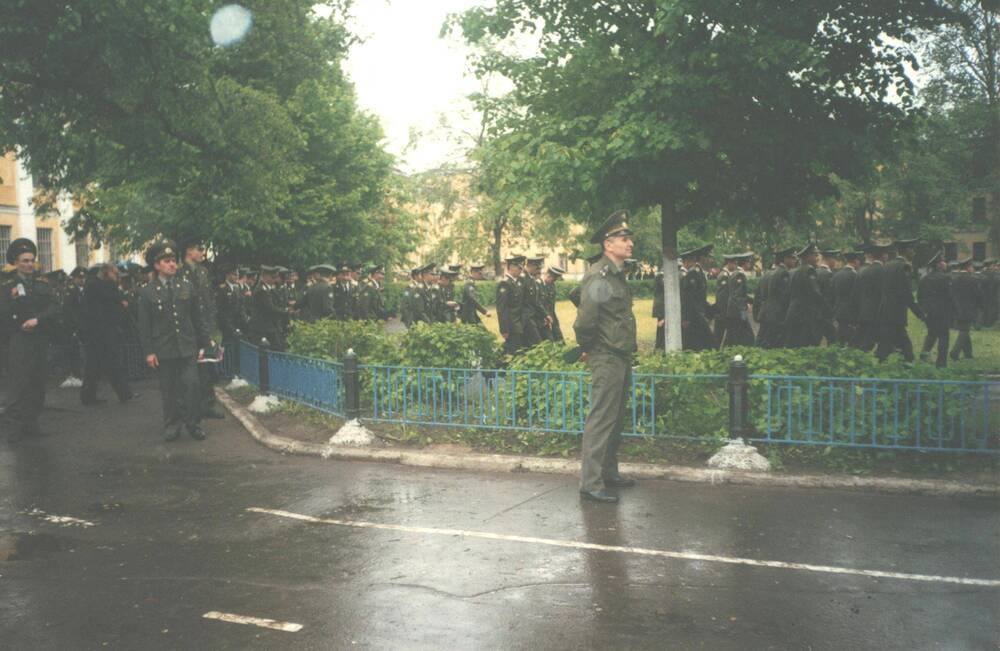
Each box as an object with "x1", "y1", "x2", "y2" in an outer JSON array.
[
  {"x1": 580, "y1": 490, "x2": 619, "y2": 503},
  {"x1": 120, "y1": 393, "x2": 140, "y2": 403},
  {"x1": 605, "y1": 476, "x2": 636, "y2": 488},
  {"x1": 164, "y1": 426, "x2": 181, "y2": 442},
  {"x1": 202, "y1": 407, "x2": 225, "y2": 420},
  {"x1": 187, "y1": 424, "x2": 207, "y2": 441},
  {"x1": 81, "y1": 398, "x2": 107, "y2": 406}
]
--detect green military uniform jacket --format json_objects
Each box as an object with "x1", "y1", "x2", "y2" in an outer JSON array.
[
  {"x1": 917, "y1": 268, "x2": 953, "y2": 327},
  {"x1": 216, "y1": 281, "x2": 247, "y2": 337},
  {"x1": 302, "y1": 279, "x2": 337, "y2": 321},
  {"x1": 725, "y1": 269, "x2": 749, "y2": 319},
  {"x1": 249, "y1": 283, "x2": 287, "y2": 340},
  {"x1": 496, "y1": 274, "x2": 524, "y2": 336},
  {"x1": 356, "y1": 278, "x2": 386, "y2": 321},
  {"x1": 178, "y1": 262, "x2": 216, "y2": 333},
  {"x1": 714, "y1": 269, "x2": 730, "y2": 320},
  {"x1": 573, "y1": 255, "x2": 637, "y2": 357},
  {"x1": 878, "y1": 257, "x2": 924, "y2": 326},
  {"x1": 0, "y1": 273, "x2": 58, "y2": 339},
  {"x1": 136, "y1": 276, "x2": 210, "y2": 360},
  {"x1": 332, "y1": 280, "x2": 354, "y2": 320},
  {"x1": 459, "y1": 279, "x2": 487, "y2": 325}
]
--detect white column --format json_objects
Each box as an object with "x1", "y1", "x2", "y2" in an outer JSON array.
[
  {"x1": 14, "y1": 156, "x2": 36, "y2": 242},
  {"x1": 57, "y1": 191, "x2": 76, "y2": 271}
]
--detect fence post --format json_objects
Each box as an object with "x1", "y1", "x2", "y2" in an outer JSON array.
[
  {"x1": 727, "y1": 354, "x2": 750, "y2": 440},
  {"x1": 259, "y1": 338, "x2": 270, "y2": 394},
  {"x1": 344, "y1": 348, "x2": 360, "y2": 420}
]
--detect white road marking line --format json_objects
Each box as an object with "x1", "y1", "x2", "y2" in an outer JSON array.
[
  {"x1": 22, "y1": 508, "x2": 96, "y2": 528},
  {"x1": 248, "y1": 507, "x2": 1000, "y2": 588},
  {"x1": 203, "y1": 611, "x2": 303, "y2": 632}
]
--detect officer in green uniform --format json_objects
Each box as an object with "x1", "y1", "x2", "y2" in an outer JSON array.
[
  {"x1": 875, "y1": 239, "x2": 925, "y2": 362},
  {"x1": 136, "y1": 240, "x2": 211, "y2": 441},
  {"x1": 714, "y1": 259, "x2": 731, "y2": 345},
  {"x1": 249, "y1": 266, "x2": 290, "y2": 351},
  {"x1": 783, "y1": 243, "x2": 832, "y2": 348},
  {"x1": 831, "y1": 251, "x2": 862, "y2": 345},
  {"x1": 459, "y1": 264, "x2": 489, "y2": 326},
  {"x1": 679, "y1": 245, "x2": 715, "y2": 351},
  {"x1": 950, "y1": 257, "x2": 981, "y2": 361},
  {"x1": 301, "y1": 264, "x2": 338, "y2": 321},
  {"x1": 437, "y1": 268, "x2": 460, "y2": 322},
  {"x1": 856, "y1": 241, "x2": 890, "y2": 351},
  {"x1": 0, "y1": 238, "x2": 58, "y2": 439},
  {"x1": 722, "y1": 253, "x2": 755, "y2": 347},
  {"x1": 758, "y1": 248, "x2": 796, "y2": 348},
  {"x1": 520, "y1": 256, "x2": 545, "y2": 347},
  {"x1": 177, "y1": 238, "x2": 222, "y2": 419},
  {"x1": 216, "y1": 264, "x2": 247, "y2": 374},
  {"x1": 332, "y1": 264, "x2": 354, "y2": 320},
  {"x1": 540, "y1": 265, "x2": 564, "y2": 341},
  {"x1": 496, "y1": 255, "x2": 526, "y2": 356},
  {"x1": 357, "y1": 265, "x2": 388, "y2": 321},
  {"x1": 575, "y1": 211, "x2": 638, "y2": 503},
  {"x1": 401, "y1": 266, "x2": 422, "y2": 326},
  {"x1": 918, "y1": 251, "x2": 953, "y2": 367},
  {"x1": 815, "y1": 249, "x2": 840, "y2": 345}
]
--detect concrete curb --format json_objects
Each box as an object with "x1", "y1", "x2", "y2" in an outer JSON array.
[{"x1": 216, "y1": 388, "x2": 1000, "y2": 498}]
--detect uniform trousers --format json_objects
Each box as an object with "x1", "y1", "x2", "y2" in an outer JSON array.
[
  {"x1": 654, "y1": 324, "x2": 665, "y2": 350},
  {"x1": 5, "y1": 332, "x2": 49, "y2": 430},
  {"x1": 950, "y1": 321, "x2": 973, "y2": 360},
  {"x1": 756, "y1": 322, "x2": 783, "y2": 348},
  {"x1": 722, "y1": 317, "x2": 755, "y2": 347},
  {"x1": 682, "y1": 316, "x2": 715, "y2": 351},
  {"x1": 81, "y1": 338, "x2": 132, "y2": 402},
  {"x1": 580, "y1": 352, "x2": 630, "y2": 493},
  {"x1": 503, "y1": 331, "x2": 523, "y2": 357},
  {"x1": 920, "y1": 320, "x2": 949, "y2": 368},
  {"x1": 854, "y1": 321, "x2": 878, "y2": 352},
  {"x1": 783, "y1": 320, "x2": 818, "y2": 348},
  {"x1": 876, "y1": 323, "x2": 914, "y2": 362},
  {"x1": 836, "y1": 321, "x2": 858, "y2": 346},
  {"x1": 522, "y1": 320, "x2": 542, "y2": 348},
  {"x1": 157, "y1": 356, "x2": 199, "y2": 433}
]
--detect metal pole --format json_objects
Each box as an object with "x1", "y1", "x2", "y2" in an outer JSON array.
[
  {"x1": 344, "y1": 348, "x2": 360, "y2": 420},
  {"x1": 259, "y1": 338, "x2": 270, "y2": 394},
  {"x1": 727, "y1": 354, "x2": 749, "y2": 440}
]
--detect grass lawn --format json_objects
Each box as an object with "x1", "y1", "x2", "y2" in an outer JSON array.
[{"x1": 483, "y1": 298, "x2": 1000, "y2": 372}]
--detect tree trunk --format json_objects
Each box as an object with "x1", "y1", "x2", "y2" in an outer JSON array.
[
  {"x1": 660, "y1": 198, "x2": 682, "y2": 352},
  {"x1": 491, "y1": 211, "x2": 507, "y2": 277}
]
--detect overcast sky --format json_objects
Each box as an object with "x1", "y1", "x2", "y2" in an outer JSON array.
[{"x1": 340, "y1": 0, "x2": 482, "y2": 173}]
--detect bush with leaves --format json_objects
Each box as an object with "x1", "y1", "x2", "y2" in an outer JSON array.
[{"x1": 286, "y1": 319, "x2": 397, "y2": 363}]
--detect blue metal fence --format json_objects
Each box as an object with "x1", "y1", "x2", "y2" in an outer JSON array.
[
  {"x1": 173, "y1": 342, "x2": 1000, "y2": 454},
  {"x1": 751, "y1": 375, "x2": 997, "y2": 453}
]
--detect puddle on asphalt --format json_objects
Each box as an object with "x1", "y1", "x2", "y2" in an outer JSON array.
[{"x1": 0, "y1": 532, "x2": 71, "y2": 561}]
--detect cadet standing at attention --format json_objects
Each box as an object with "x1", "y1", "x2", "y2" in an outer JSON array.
[
  {"x1": 136, "y1": 240, "x2": 211, "y2": 442},
  {"x1": 918, "y1": 251, "x2": 953, "y2": 368},
  {"x1": 0, "y1": 238, "x2": 58, "y2": 439},
  {"x1": 496, "y1": 255, "x2": 526, "y2": 356},
  {"x1": 459, "y1": 264, "x2": 489, "y2": 326},
  {"x1": 575, "y1": 211, "x2": 638, "y2": 503}
]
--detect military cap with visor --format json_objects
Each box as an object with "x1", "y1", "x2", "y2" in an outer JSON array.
[
  {"x1": 548, "y1": 265, "x2": 566, "y2": 276},
  {"x1": 679, "y1": 244, "x2": 713, "y2": 259},
  {"x1": 145, "y1": 239, "x2": 179, "y2": 267},
  {"x1": 589, "y1": 210, "x2": 633, "y2": 244},
  {"x1": 6, "y1": 238, "x2": 37, "y2": 265},
  {"x1": 505, "y1": 254, "x2": 526, "y2": 266}
]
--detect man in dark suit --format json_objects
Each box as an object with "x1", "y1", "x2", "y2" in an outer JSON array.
[
  {"x1": 875, "y1": 239, "x2": 925, "y2": 362},
  {"x1": 918, "y1": 251, "x2": 953, "y2": 367},
  {"x1": 497, "y1": 255, "x2": 526, "y2": 356},
  {"x1": 832, "y1": 251, "x2": 863, "y2": 345},
  {"x1": 950, "y1": 258, "x2": 982, "y2": 361},
  {"x1": 80, "y1": 263, "x2": 137, "y2": 405}
]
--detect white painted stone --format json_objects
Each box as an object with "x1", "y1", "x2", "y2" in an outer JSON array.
[
  {"x1": 226, "y1": 377, "x2": 250, "y2": 390},
  {"x1": 707, "y1": 439, "x2": 772, "y2": 472},
  {"x1": 60, "y1": 376, "x2": 83, "y2": 388},
  {"x1": 248, "y1": 394, "x2": 282, "y2": 414},
  {"x1": 323, "y1": 419, "x2": 381, "y2": 456}
]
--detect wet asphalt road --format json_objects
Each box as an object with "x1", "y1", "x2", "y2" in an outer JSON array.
[{"x1": 1, "y1": 378, "x2": 998, "y2": 650}]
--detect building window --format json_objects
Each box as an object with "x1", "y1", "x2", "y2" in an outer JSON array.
[
  {"x1": 0, "y1": 225, "x2": 10, "y2": 259},
  {"x1": 973, "y1": 197, "x2": 987, "y2": 222},
  {"x1": 37, "y1": 227, "x2": 53, "y2": 272},
  {"x1": 74, "y1": 236, "x2": 89, "y2": 268},
  {"x1": 973, "y1": 241, "x2": 986, "y2": 261},
  {"x1": 944, "y1": 242, "x2": 958, "y2": 261}
]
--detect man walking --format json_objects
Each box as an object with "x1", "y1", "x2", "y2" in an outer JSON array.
[
  {"x1": 575, "y1": 211, "x2": 638, "y2": 504},
  {"x1": 856, "y1": 242, "x2": 889, "y2": 351},
  {"x1": 459, "y1": 264, "x2": 489, "y2": 326},
  {"x1": 832, "y1": 251, "x2": 862, "y2": 345},
  {"x1": 136, "y1": 240, "x2": 211, "y2": 442},
  {"x1": 950, "y1": 258, "x2": 981, "y2": 362},
  {"x1": 918, "y1": 251, "x2": 953, "y2": 368},
  {"x1": 0, "y1": 238, "x2": 58, "y2": 439},
  {"x1": 80, "y1": 263, "x2": 137, "y2": 405},
  {"x1": 497, "y1": 255, "x2": 526, "y2": 357},
  {"x1": 875, "y1": 239, "x2": 925, "y2": 362}
]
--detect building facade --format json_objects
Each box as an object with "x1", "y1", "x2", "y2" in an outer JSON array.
[{"x1": 0, "y1": 151, "x2": 110, "y2": 272}]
